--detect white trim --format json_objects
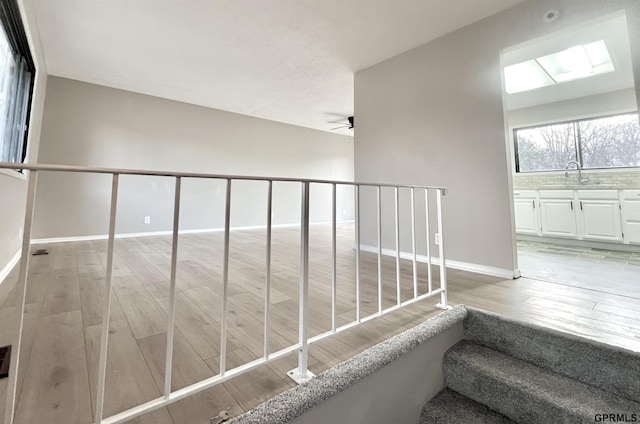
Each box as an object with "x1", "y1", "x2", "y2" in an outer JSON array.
[
  {"x1": 444, "y1": 258, "x2": 519, "y2": 280},
  {"x1": 30, "y1": 220, "x2": 356, "y2": 245},
  {"x1": 508, "y1": 107, "x2": 638, "y2": 132},
  {"x1": 359, "y1": 244, "x2": 518, "y2": 280},
  {"x1": 512, "y1": 165, "x2": 640, "y2": 178},
  {"x1": 0, "y1": 251, "x2": 21, "y2": 285},
  {"x1": 31, "y1": 234, "x2": 109, "y2": 244},
  {"x1": 516, "y1": 234, "x2": 640, "y2": 252},
  {"x1": 0, "y1": 168, "x2": 27, "y2": 180}
]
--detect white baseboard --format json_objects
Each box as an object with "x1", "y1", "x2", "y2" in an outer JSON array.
[
  {"x1": 516, "y1": 234, "x2": 640, "y2": 252},
  {"x1": 359, "y1": 244, "x2": 517, "y2": 279},
  {"x1": 30, "y1": 220, "x2": 356, "y2": 245},
  {"x1": 0, "y1": 250, "x2": 21, "y2": 286},
  {"x1": 7, "y1": 234, "x2": 516, "y2": 281}
]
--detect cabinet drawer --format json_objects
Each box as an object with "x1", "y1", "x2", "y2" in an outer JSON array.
[
  {"x1": 578, "y1": 190, "x2": 618, "y2": 200},
  {"x1": 539, "y1": 190, "x2": 573, "y2": 199},
  {"x1": 622, "y1": 190, "x2": 640, "y2": 200},
  {"x1": 513, "y1": 190, "x2": 537, "y2": 198},
  {"x1": 622, "y1": 200, "x2": 640, "y2": 221}
]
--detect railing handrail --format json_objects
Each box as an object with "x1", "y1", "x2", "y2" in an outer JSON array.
[
  {"x1": 0, "y1": 162, "x2": 448, "y2": 193},
  {"x1": 3, "y1": 161, "x2": 450, "y2": 424}
]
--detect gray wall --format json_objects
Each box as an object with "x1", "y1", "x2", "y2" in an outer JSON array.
[
  {"x1": 291, "y1": 322, "x2": 463, "y2": 424},
  {"x1": 32, "y1": 77, "x2": 355, "y2": 239},
  {"x1": 0, "y1": 0, "x2": 48, "y2": 279},
  {"x1": 354, "y1": 0, "x2": 640, "y2": 273}
]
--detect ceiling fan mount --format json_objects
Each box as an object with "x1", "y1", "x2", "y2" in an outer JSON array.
[{"x1": 330, "y1": 116, "x2": 354, "y2": 131}]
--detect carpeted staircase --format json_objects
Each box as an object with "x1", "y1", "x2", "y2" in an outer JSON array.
[{"x1": 420, "y1": 308, "x2": 640, "y2": 424}]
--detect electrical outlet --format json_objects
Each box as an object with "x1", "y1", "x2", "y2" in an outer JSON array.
[
  {"x1": 342, "y1": 209, "x2": 346, "y2": 217},
  {"x1": 435, "y1": 233, "x2": 440, "y2": 245},
  {"x1": 144, "y1": 216, "x2": 151, "y2": 224}
]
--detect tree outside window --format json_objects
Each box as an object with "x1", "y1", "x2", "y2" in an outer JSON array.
[{"x1": 514, "y1": 113, "x2": 640, "y2": 172}]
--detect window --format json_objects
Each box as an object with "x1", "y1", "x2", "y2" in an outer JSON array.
[
  {"x1": 504, "y1": 40, "x2": 615, "y2": 94},
  {"x1": 0, "y1": 0, "x2": 34, "y2": 165},
  {"x1": 514, "y1": 113, "x2": 640, "y2": 172}
]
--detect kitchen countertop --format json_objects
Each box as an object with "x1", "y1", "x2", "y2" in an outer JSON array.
[{"x1": 515, "y1": 185, "x2": 637, "y2": 191}]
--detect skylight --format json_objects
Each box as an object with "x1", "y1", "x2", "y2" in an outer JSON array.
[{"x1": 504, "y1": 40, "x2": 614, "y2": 94}]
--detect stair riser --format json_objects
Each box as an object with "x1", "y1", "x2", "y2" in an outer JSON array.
[
  {"x1": 464, "y1": 308, "x2": 640, "y2": 403},
  {"x1": 420, "y1": 389, "x2": 516, "y2": 424},
  {"x1": 444, "y1": 359, "x2": 594, "y2": 424}
]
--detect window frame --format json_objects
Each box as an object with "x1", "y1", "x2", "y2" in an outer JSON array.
[
  {"x1": 0, "y1": 0, "x2": 35, "y2": 168},
  {"x1": 513, "y1": 111, "x2": 640, "y2": 173}
]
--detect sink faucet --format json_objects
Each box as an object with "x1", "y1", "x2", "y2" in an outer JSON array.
[{"x1": 564, "y1": 160, "x2": 588, "y2": 185}]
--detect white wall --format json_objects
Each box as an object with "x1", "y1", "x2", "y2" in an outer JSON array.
[
  {"x1": 32, "y1": 77, "x2": 355, "y2": 240},
  {"x1": 0, "y1": 0, "x2": 48, "y2": 281},
  {"x1": 354, "y1": 0, "x2": 640, "y2": 275}
]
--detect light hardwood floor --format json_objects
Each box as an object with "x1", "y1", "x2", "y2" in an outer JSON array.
[
  {"x1": 1, "y1": 224, "x2": 639, "y2": 424},
  {"x1": 517, "y1": 240, "x2": 640, "y2": 299}
]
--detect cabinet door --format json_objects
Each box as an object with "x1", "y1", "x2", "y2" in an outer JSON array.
[
  {"x1": 621, "y1": 191, "x2": 640, "y2": 243},
  {"x1": 514, "y1": 199, "x2": 539, "y2": 235},
  {"x1": 578, "y1": 200, "x2": 622, "y2": 242},
  {"x1": 540, "y1": 199, "x2": 577, "y2": 238}
]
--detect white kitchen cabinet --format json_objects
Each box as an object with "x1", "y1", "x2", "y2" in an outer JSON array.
[
  {"x1": 577, "y1": 191, "x2": 622, "y2": 242},
  {"x1": 514, "y1": 188, "x2": 640, "y2": 245},
  {"x1": 621, "y1": 190, "x2": 640, "y2": 244},
  {"x1": 513, "y1": 190, "x2": 539, "y2": 235},
  {"x1": 539, "y1": 190, "x2": 577, "y2": 238}
]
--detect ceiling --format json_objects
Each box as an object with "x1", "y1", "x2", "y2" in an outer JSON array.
[
  {"x1": 31, "y1": 0, "x2": 525, "y2": 135},
  {"x1": 502, "y1": 11, "x2": 636, "y2": 111}
]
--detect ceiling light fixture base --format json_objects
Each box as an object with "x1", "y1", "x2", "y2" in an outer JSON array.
[{"x1": 543, "y1": 9, "x2": 560, "y2": 24}]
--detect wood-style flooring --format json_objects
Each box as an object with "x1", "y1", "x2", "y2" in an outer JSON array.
[
  {"x1": 1, "y1": 224, "x2": 639, "y2": 424},
  {"x1": 518, "y1": 240, "x2": 640, "y2": 299}
]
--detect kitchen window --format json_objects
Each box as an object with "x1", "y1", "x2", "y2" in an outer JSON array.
[
  {"x1": 514, "y1": 112, "x2": 640, "y2": 172},
  {"x1": 0, "y1": 0, "x2": 34, "y2": 165}
]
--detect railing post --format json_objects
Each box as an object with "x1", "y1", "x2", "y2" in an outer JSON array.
[
  {"x1": 164, "y1": 176, "x2": 181, "y2": 398},
  {"x1": 4, "y1": 170, "x2": 38, "y2": 424},
  {"x1": 354, "y1": 185, "x2": 361, "y2": 322},
  {"x1": 288, "y1": 181, "x2": 314, "y2": 384},
  {"x1": 425, "y1": 188, "x2": 433, "y2": 294},
  {"x1": 436, "y1": 189, "x2": 450, "y2": 310},
  {"x1": 395, "y1": 187, "x2": 401, "y2": 306},
  {"x1": 95, "y1": 173, "x2": 120, "y2": 424},
  {"x1": 410, "y1": 187, "x2": 417, "y2": 298},
  {"x1": 219, "y1": 179, "x2": 232, "y2": 376},
  {"x1": 264, "y1": 180, "x2": 273, "y2": 359},
  {"x1": 376, "y1": 186, "x2": 382, "y2": 313},
  {"x1": 331, "y1": 182, "x2": 337, "y2": 332}
]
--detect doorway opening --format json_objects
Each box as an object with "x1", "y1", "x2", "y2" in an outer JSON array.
[{"x1": 501, "y1": 11, "x2": 640, "y2": 299}]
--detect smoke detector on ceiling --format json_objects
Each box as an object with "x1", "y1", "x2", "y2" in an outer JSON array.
[{"x1": 543, "y1": 9, "x2": 560, "y2": 23}]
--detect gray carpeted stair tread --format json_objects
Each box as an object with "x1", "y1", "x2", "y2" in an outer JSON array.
[
  {"x1": 464, "y1": 307, "x2": 640, "y2": 402},
  {"x1": 444, "y1": 341, "x2": 640, "y2": 424},
  {"x1": 419, "y1": 388, "x2": 516, "y2": 424}
]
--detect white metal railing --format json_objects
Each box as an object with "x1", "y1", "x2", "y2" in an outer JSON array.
[{"x1": 0, "y1": 162, "x2": 449, "y2": 424}]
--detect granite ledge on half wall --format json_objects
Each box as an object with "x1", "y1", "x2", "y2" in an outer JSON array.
[{"x1": 226, "y1": 305, "x2": 468, "y2": 424}]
